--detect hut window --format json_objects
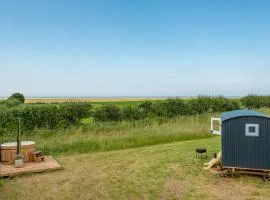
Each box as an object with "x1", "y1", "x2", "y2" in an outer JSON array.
[{"x1": 245, "y1": 124, "x2": 259, "y2": 137}]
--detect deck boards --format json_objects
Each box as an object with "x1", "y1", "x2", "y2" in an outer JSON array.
[
  {"x1": 0, "y1": 156, "x2": 62, "y2": 177},
  {"x1": 203, "y1": 152, "x2": 222, "y2": 170}
]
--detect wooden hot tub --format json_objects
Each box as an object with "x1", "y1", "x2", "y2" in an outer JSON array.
[{"x1": 0, "y1": 141, "x2": 36, "y2": 165}]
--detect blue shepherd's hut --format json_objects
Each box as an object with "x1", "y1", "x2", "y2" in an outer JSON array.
[{"x1": 216, "y1": 110, "x2": 270, "y2": 171}]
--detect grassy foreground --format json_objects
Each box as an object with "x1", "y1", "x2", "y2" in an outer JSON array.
[{"x1": 1, "y1": 137, "x2": 270, "y2": 200}]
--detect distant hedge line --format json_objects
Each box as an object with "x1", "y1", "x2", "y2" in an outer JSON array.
[
  {"x1": 94, "y1": 96, "x2": 240, "y2": 121},
  {"x1": 0, "y1": 96, "x2": 240, "y2": 134},
  {"x1": 0, "y1": 103, "x2": 92, "y2": 134},
  {"x1": 240, "y1": 95, "x2": 270, "y2": 109},
  {"x1": 2, "y1": 95, "x2": 270, "y2": 134}
]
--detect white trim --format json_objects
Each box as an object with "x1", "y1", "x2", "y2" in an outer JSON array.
[
  {"x1": 211, "y1": 117, "x2": 221, "y2": 135},
  {"x1": 245, "y1": 124, "x2": 259, "y2": 137}
]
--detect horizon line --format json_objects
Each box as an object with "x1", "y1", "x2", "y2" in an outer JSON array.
[{"x1": 0, "y1": 95, "x2": 244, "y2": 99}]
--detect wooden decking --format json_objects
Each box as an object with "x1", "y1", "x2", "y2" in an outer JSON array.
[
  {"x1": 222, "y1": 166, "x2": 270, "y2": 176},
  {"x1": 203, "y1": 152, "x2": 222, "y2": 170},
  {"x1": 0, "y1": 156, "x2": 63, "y2": 177}
]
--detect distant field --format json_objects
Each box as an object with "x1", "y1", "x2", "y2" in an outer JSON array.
[{"x1": 24, "y1": 97, "x2": 166, "y2": 104}]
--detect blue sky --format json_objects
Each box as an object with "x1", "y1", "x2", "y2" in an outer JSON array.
[{"x1": 1, "y1": 0, "x2": 270, "y2": 97}]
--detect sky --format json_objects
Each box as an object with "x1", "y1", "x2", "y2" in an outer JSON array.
[{"x1": 1, "y1": 0, "x2": 270, "y2": 97}]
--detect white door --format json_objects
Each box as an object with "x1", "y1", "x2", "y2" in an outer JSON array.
[{"x1": 210, "y1": 117, "x2": 221, "y2": 135}]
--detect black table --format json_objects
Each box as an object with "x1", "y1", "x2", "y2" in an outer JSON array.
[{"x1": 196, "y1": 148, "x2": 207, "y2": 159}]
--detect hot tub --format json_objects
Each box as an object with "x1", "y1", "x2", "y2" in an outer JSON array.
[{"x1": 0, "y1": 141, "x2": 36, "y2": 165}]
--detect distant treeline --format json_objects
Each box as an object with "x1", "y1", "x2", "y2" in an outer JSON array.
[
  {"x1": 240, "y1": 95, "x2": 270, "y2": 108},
  {"x1": 94, "y1": 96, "x2": 239, "y2": 121},
  {"x1": 0, "y1": 95, "x2": 240, "y2": 134},
  {"x1": 1, "y1": 94, "x2": 270, "y2": 134}
]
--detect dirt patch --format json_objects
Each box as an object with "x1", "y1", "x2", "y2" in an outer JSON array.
[
  {"x1": 168, "y1": 163, "x2": 260, "y2": 200},
  {"x1": 161, "y1": 178, "x2": 187, "y2": 200},
  {"x1": 170, "y1": 164, "x2": 186, "y2": 178},
  {"x1": 205, "y1": 178, "x2": 256, "y2": 200}
]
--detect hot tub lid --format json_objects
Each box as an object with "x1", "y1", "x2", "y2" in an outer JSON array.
[{"x1": 0, "y1": 141, "x2": 35, "y2": 149}]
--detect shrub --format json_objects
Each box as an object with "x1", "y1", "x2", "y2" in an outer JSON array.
[
  {"x1": 210, "y1": 96, "x2": 239, "y2": 112},
  {"x1": 225, "y1": 100, "x2": 240, "y2": 111},
  {"x1": 151, "y1": 103, "x2": 166, "y2": 117},
  {"x1": 188, "y1": 96, "x2": 240, "y2": 114},
  {"x1": 188, "y1": 96, "x2": 212, "y2": 114},
  {"x1": 138, "y1": 101, "x2": 157, "y2": 118},
  {"x1": 5, "y1": 98, "x2": 22, "y2": 107},
  {"x1": 241, "y1": 95, "x2": 270, "y2": 109},
  {"x1": 94, "y1": 105, "x2": 122, "y2": 121},
  {"x1": 8, "y1": 93, "x2": 25, "y2": 104},
  {"x1": 122, "y1": 106, "x2": 142, "y2": 121},
  {"x1": 138, "y1": 102, "x2": 153, "y2": 112},
  {"x1": 60, "y1": 103, "x2": 92, "y2": 126},
  {"x1": 162, "y1": 99, "x2": 190, "y2": 117}
]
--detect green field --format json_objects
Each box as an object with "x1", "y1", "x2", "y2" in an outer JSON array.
[
  {"x1": 24, "y1": 97, "x2": 165, "y2": 104},
  {"x1": 90, "y1": 99, "x2": 164, "y2": 107}
]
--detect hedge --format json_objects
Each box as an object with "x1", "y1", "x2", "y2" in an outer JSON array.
[
  {"x1": 241, "y1": 95, "x2": 270, "y2": 109},
  {"x1": 93, "y1": 96, "x2": 240, "y2": 122},
  {"x1": 0, "y1": 96, "x2": 242, "y2": 133},
  {"x1": 0, "y1": 103, "x2": 92, "y2": 134}
]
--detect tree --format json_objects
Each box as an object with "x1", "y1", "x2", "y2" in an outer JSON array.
[
  {"x1": 5, "y1": 98, "x2": 22, "y2": 107},
  {"x1": 8, "y1": 93, "x2": 25, "y2": 104}
]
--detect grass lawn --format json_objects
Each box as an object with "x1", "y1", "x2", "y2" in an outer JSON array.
[{"x1": 1, "y1": 137, "x2": 270, "y2": 200}]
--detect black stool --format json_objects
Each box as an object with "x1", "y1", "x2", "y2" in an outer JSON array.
[{"x1": 196, "y1": 148, "x2": 207, "y2": 159}]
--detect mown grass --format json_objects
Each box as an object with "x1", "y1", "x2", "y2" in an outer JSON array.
[{"x1": 2, "y1": 137, "x2": 270, "y2": 200}]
